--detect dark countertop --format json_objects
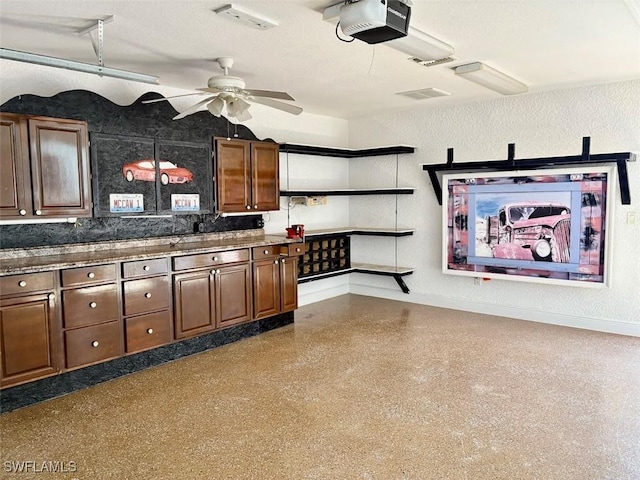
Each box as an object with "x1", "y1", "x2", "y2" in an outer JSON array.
[{"x1": 0, "y1": 230, "x2": 301, "y2": 276}]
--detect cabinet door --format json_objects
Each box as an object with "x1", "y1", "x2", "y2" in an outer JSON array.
[
  {"x1": 252, "y1": 259, "x2": 281, "y2": 319},
  {"x1": 0, "y1": 293, "x2": 59, "y2": 388},
  {"x1": 280, "y1": 257, "x2": 299, "y2": 313},
  {"x1": 0, "y1": 114, "x2": 30, "y2": 218},
  {"x1": 215, "y1": 138, "x2": 251, "y2": 213},
  {"x1": 173, "y1": 270, "x2": 216, "y2": 339},
  {"x1": 250, "y1": 142, "x2": 279, "y2": 211},
  {"x1": 217, "y1": 263, "x2": 252, "y2": 328},
  {"x1": 28, "y1": 117, "x2": 91, "y2": 217}
]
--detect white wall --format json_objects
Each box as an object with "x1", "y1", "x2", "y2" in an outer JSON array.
[{"x1": 348, "y1": 80, "x2": 640, "y2": 336}]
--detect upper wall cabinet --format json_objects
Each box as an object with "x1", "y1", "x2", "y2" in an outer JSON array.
[
  {"x1": 215, "y1": 137, "x2": 279, "y2": 213},
  {"x1": 90, "y1": 133, "x2": 213, "y2": 216},
  {"x1": 0, "y1": 113, "x2": 91, "y2": 220}
]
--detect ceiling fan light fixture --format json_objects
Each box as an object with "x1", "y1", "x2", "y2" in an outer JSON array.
[
  {"x1": 226, "y1": 96, "x2": 251, "y2": 117},
  {"x1": 207, "y1": 96, "x2": 225, "y2": 116}
]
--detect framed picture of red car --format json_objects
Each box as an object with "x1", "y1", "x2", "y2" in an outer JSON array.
[{"x1": 442, "y1": 165, "x2": 615, "y2": 287}]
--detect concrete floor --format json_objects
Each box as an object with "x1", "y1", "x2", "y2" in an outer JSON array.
[{"x1": 1, "y1": 294, "x2": 639, "y2": 480}]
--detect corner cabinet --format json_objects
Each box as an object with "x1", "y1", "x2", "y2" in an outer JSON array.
[
  {"x1": 0, "y1": 113, "x2": 91, "y2": 220},
  {"x1": 214, "y1": 137, "x2": 279, "y2": 213}
]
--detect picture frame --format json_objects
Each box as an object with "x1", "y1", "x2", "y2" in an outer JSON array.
[{"x1": 442, "y1": 166, "x2": 615, "y2": 287}]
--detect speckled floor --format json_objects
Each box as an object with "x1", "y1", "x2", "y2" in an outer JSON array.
[{"x1": 1, "y1": 294, "x2": 639, "y2": 480}]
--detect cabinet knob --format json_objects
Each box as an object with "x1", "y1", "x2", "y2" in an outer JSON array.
[
  {"x1": 253, "y1": 205, "x2": 258, "y2": 209},
  {"x1": 89, "y1": 302, "x2": 97, "y2": 308},
  {"x1": 212, "y1": 256, "x2": 218, "y2": 261},
  {"x1": 147, "y1": 328, "x2": 154, "y2": 334},
  {"x1": 143, "y1": 265, "x2": 150, "y2": 271},
  {"x1": 216, "y1": 269, "x2": 221, "y2": 274},
  {"x1": 145, "y1": 292, "x2": 152, "y2": 298},
  {"x1": 35, "y1": 210, "x2": 42, "y2": 216},
  {"x1": 19, "y1": 209, "x2": 27, "y2": 216},
  {"x1": 211, "y1": 270, "x2": 216, "y2": 275},
  {"x1": 88, "y1": 272, "x2": 95, "y2": 279},
  {"x1": 281, "y1": 259, "x2": 286, "y2": 264},
  {"x1": 296, "y1": 248, "x2": 301, "y2": 252},
  {"x1": 274, "y1": 260, "x2": 279, "y2": 265},
  {"x1": 263, "y1": 249, "x2": 269, "y2": 255},
  {"x1": 48, "y1": 293, "x2": 55, "y2": 300},
  {"x1": 92, "y1": 341, "x2": 99, "y2": 348},
  {"x1": 18, "y1": 280, "x2": 27, "y2": 287},
  {"x1": 246, "y1": 205, "x2": 251, "y2": 210}
]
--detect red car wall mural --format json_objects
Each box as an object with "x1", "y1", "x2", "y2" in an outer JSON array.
[{"x1": 122, "y1": 159, "x2": 194, "y2": 185}]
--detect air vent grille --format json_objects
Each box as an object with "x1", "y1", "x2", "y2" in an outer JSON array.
[
  {"x1": 408, "y1": 56, "x2": 457, "y2": 67},
  {"x1": 396, "y1": 87, "x2": 451, "y2": 100}
]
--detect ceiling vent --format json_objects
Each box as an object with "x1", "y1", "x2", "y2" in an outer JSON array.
[
  {"x1": 396, "y1": 87, "x2": 451, "y2": 100},
  {"x1": 409, "y1": 55, "x2": 456, "y2": 67}
]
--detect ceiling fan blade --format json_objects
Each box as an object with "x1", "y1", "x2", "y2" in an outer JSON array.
[
  {"x1": 242, "y1": 89, "x2": 295, "y2": 101},
  {"x1": 172, "y1": 96, "x2": 216, "y2": 120},
  {"x1": 142, "y1": 93, "x2": 202, "y2": 104},
  {"x1": 250, "y1": 97, "x2": 303, "y2": 115}
]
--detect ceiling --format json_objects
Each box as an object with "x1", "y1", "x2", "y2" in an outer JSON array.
[{"x1": 1, "y1": 0, "x2": 639, "y2": 119}]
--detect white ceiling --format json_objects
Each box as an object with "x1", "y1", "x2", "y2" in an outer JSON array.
[{"x1": 1, "y1": 0, "x2": 639, "y2": 119}]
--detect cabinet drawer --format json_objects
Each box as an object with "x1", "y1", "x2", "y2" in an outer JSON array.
[
  {"x1": 122, "y1": 258, "x2": 168, "y2": 278},
  {"x1": 252, "y1": 245, "x2": 285, "y2": 260},
  {"x1": 124, "y1": 310, "x2": 172, "y2": 354},
  {"x1": 122, "y1": 276, "x2": 170, "y2": 316},
  {"x1": 172, "y1": 249, "x2": 249, "y2": 271},
  {"x1": 65, "y1": 321, "x2": 122, "y2": 369},
  {"x1": 286, "y1": 243, "x2": 307, "y2": 256},
  {"x1": 62, "y1": 284, "x2": 119, "y2": 328},
  {"x1": 61, "y1": 264, "x2": 117, "y2": 287},
  {"x1": 0, "y1": 271, "x2": 55, "y2": 296}
]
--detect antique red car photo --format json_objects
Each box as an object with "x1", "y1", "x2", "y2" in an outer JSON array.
[{"x1": 122, "y1": 159, "x2": 193, "y2": 185}]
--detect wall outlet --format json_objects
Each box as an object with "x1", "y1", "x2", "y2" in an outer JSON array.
[{"x1": 305, "y1": 196, "x2": 327, "y2": 206}]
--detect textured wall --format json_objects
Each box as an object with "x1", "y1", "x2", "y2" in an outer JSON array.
[{"x1": 348, "y1": 80, "x2": 640, "y2": 325}]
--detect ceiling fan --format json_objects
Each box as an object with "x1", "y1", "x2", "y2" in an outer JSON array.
[{"x1": 143, "y1": 57, "x2": 302, "y2": 121}]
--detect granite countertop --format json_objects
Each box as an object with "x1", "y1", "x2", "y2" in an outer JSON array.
[{"x1": 0, "y1": 230, "x2": 302, "y2": 276}]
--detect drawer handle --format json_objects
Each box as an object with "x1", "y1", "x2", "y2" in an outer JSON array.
[
  {"x1": 89, "y1": 302, "x2": 97, "y2": 308},
  {"x1": 147, "y1": 328, "x2": 154, "y2": 334},
  {"x1": 35, "y1": 210, "x2": 42, "y2": 216},
  {"x1": 145, "y1": 292, "x2": 152, "y2": 299},
  {"x1": 18, "y1": 280, "x2": 27, "y2": 287},
  {"x1": 91, "y1": 341, "x2": 99, "y2": 348},
  {"x1": 212, "y1": 256, "x2": 218, "y2": 261},
  {"x1": 88, "y1": 272, "x2": 95, "y2": 279},
  {"x1": 19, "y1": 209, "x2": 27, "y2": 216},
  {"x1": 143, "y1": 265, "x2": 150, "y2": 271}
]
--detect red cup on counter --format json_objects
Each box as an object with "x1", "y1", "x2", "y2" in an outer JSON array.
[{"x1": 286, "y1": 224, "x2": 304, "y2": 239}]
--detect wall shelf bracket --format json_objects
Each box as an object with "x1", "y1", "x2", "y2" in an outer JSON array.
[{"x1": 422, "y1": 137, "x2": 636, "y2": 205}]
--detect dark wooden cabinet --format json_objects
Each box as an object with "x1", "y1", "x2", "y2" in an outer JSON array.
[
  {"x1": 0, "y1": 272, "x2": 60, "y2": 388},
  {"x1": 252, "y1": 247, "x2": 299, "y2": 319},
  {"x1": 173, "y1": 250, "x2": 252, "y2": 338},
  {"x1": 214, "y1": 138, "x2": 279, "y2": 213},
  {"x1": 0, "y1": 113, "x2": 91, "y2": 220}
]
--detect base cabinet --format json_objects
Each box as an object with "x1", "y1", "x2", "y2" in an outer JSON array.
[
  {"x1": 253, "y1": 249, "x2": 299, "y2": 320},
  {"x1": 173, "y1": 270, "x2": 217, "y2": 339},
  {"x1": 0, "y1": 293, "x2": 60, "y2": 388}
]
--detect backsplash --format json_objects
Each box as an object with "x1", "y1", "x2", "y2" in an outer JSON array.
[{"x1": 0, "y1": 90, "x2": 269, "y2": 249}]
